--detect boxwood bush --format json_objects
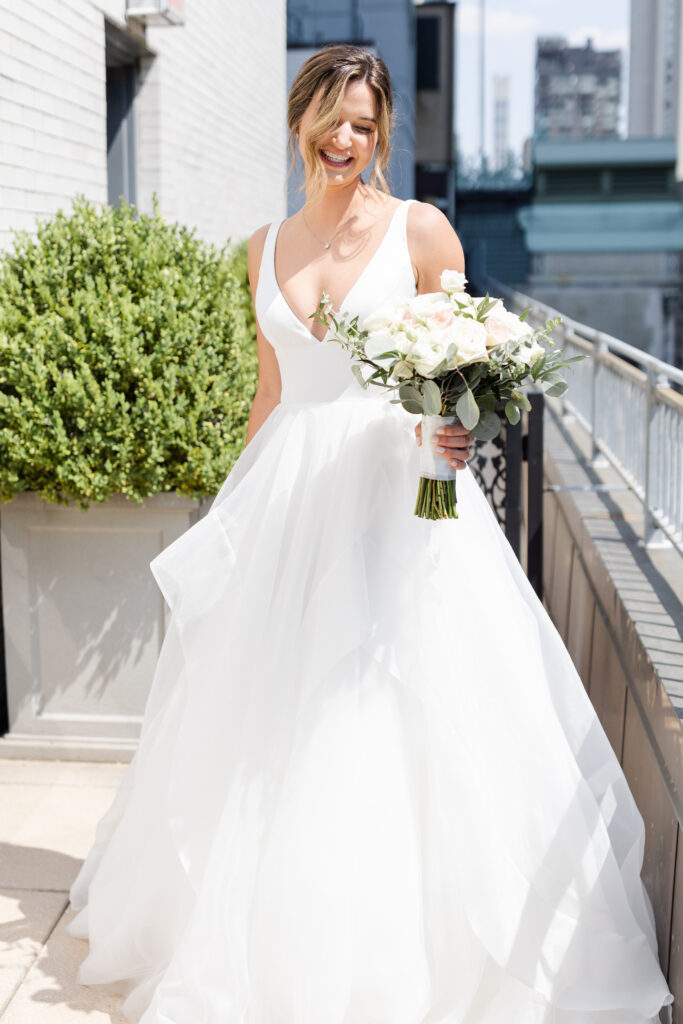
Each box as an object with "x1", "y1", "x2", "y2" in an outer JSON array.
[{"x1": 0, "y1": 197, "x2": 258, "y2": 506}]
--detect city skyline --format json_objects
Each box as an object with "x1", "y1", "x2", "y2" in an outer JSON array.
[{"x1": 456, "y1": 0, "x2": 629, "y2": 162}]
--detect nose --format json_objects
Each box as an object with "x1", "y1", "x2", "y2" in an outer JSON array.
[{"x1": 332, "y1": 121, "x2": 353, "y2": 149}]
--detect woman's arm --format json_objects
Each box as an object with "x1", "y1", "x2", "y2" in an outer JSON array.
[
  {"x1": 408, "y1": 201, "x2": 466, "y2": 294},
  {"x1": 245, "y1": 225, "x2": 282, "y2": 446},
  {"x1": 407, "y1": 203, "x2": 472, "y2": 470}
]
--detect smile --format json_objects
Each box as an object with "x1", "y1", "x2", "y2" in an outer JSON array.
[{"x1": 321, "y1": 149, "x2": 353, "y2": 167}]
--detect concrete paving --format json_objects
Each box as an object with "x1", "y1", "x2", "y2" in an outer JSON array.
[{"x1": 0, "y1": 759, "x2": 128, "y2": 1022}]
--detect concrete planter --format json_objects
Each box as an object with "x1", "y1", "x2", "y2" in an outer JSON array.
[{"x1": 0, "y1": 492, "x2": 211, "y2": 761}]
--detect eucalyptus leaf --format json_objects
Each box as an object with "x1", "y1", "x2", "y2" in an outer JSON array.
[
  {"x1": 351, "y1": 364, "x2": 367, "y2": 389},
  {"x1": 455, "y1": 387, "x2": 480, "y2": 430},
  {"x1": 422, "y1": 379, "x2": 442, "y2": 416},
  {"x1": 471, "y1": 408, "x2": 501, "y2": 441},
  {"x1": 399, "y1": 382, "x2": 422, "y2": 404},
  {"x1": 545, "y1": 380, "x2": 568, "y2": 398},
  {"x1": 531, "y1": 354, "x2": 546, "y2": 377},
  {"x1": 505, "y1": 400, "x2": 521, "y2": 425},
  {"x1": 401, "y1": 397, "x2": 424, "y2": 414},
  {"x1": 543, "y1": 371, "x2": 564, "y2": 385},
  {"x1": 512, "y1": 390, "x2": 532, "y2": 412}
]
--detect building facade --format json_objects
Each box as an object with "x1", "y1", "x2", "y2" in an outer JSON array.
[
  {"x1": 0, "y1": 0, "x2": 287, "y2": 251},
  {"x1": 629, "y1": 0, "x2": 681, "y2": 139},
  {"x1": 492, "y1": 74, "x2": 510, "y2": 172},
  {"x1": 535, "y1": 38, "x2": 621, "y2": 141},
  {"x1": 414, "y1": 0, "x2": 456, "y2": 218},
  {"x1": 519, "y1": 138, "x2": 683, "y2": 364}
]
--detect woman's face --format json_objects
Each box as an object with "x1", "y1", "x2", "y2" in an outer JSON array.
[{"x1": 298, "y1": 78, "x2": 379, "y2": 186}]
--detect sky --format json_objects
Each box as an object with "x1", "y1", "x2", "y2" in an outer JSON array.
[{"x1": 454, "y1": 0, "x2": 630, "y2": 162}]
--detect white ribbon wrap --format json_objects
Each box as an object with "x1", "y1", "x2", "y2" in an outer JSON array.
[{"x1": 417, "y1": 414, "x2": 458, "y2": 481}]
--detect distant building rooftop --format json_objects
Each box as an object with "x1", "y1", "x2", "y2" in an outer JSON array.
[
  {"x1": 519, "y1": 201, "x2": 683, "y2": 252},
  {"x1": 533, "y1": 137, "x2": 677, "y2": 167}
]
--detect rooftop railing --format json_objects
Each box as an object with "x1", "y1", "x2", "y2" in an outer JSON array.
[{"x1": 487, "y1": 280, "x2": 683, "y2": 554}]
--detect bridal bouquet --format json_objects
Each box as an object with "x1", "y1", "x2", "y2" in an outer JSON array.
[{"x1": 312, "y1": 270, "x2": 576, "y2": 520}]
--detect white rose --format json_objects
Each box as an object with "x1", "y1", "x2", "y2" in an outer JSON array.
[
  {"x1": 390, "y1": 329, "x2": 415, "y2": 356},
  {"x1": 364, "y1": 331, "x2": 398, "y2": 361},
  {"x1": 445, "y1": 318, "x2": 489, "y2": 367},
  {"x1": 361, "y1": 305, "x2": 398, "y2": 332},
  {"x1": 407, "y1": 292, "x2": 452, "y2": 320},
  {"x1": 405, "y1": 326, "x2": 451, "y2": 377},
  {"x1": 440, "y1": 269, "x2": 468, "y2": 294},
  {"x1": 483, "y1": 307, "x2": 532, "y2": 350}
]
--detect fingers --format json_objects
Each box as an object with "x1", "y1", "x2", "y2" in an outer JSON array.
[
  {"x1": 433, "y1": 425, "x2": 474, "y2": 470},
  {"x1": 414, "y1": 421, "x2": 475, "y2": 471}
]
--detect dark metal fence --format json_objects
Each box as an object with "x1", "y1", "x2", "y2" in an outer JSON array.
[{"x1": 469, "y1": 391, "x2": 545, "y2": 597}]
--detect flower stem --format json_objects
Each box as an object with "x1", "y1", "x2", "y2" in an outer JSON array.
[{"x1": 413, "y1": 476, "x2": 458, "y2": 519}]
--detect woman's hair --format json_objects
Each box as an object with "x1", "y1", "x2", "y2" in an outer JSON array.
[{"x1": 287, "y1": 44, "x2": 394, "y2": 202}]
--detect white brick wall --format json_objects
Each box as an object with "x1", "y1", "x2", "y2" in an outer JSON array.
[
  {"x1": 0, "y1": 0, "x2": 107, "y2": 248},
  {"x1": 0, "y1": 0, "x2": 286, "y2": 250},
  {"x1": 136, "y1": 1, "x2": 287, "y2": 244}
]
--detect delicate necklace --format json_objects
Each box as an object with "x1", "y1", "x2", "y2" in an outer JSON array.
[{"x1": 302, "y1": 207, "x2": 353, "y2": 250}]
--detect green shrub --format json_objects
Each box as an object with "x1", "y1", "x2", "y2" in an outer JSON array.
[{"x1": 0, "y1": 197, "x2": 258, "y2": 507}]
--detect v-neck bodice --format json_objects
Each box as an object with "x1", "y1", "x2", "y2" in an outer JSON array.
[{"x1": 255, "y1": 199, "x2": 417, "y2": 404}]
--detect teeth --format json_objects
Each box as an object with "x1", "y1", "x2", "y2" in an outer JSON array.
[{"x1": 322, "y1": 149, "x2": 352, "y2": 164}]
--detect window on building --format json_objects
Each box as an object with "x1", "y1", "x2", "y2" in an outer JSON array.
[
  {"x1": 417, "y1": 16, "x2": 440, "y2": 91},
  {"x1": 105, "y1": 20, "x2": 148, "y2": 207}
]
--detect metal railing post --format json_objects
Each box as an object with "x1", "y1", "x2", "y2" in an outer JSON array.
[
  {"x1": 590, "y1": 335, "x2": 609, "y2": 467},
  {"x1": 643, "y1": 366, "x2": 654, "y2": 546},
  {"x1": 643, "y1": 367, "x2": 672, "y2": 548}
]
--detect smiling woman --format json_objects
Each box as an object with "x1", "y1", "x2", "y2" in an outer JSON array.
[
  {"x1": 287, "y1": 44, "x2": 393, "y2": 203},
  {"x1": 68, "y1": 40, "x2": 674, "y2": 1024}
]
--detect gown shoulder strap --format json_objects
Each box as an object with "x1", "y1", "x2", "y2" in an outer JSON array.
[
  {"x1": 258, "y1": 219, "x2": 283, "y2": 285},
  {"x1": 254, "y1": 218, "x2": 285, "y2": 315},
  {"x1": 397, "y1": 198, "x2": 416, "y2": 244},
  {"x1": 389, "y1": 199, "x2": 417, "y2": 290}
]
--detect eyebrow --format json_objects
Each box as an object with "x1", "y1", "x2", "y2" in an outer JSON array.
[{"x1": 358, "y1": 116, "x2": 377, "y2": 123}]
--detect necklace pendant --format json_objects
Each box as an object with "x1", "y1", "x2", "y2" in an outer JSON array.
[{"x1": 324, "y1": 242, "x2": 330, "y2": 249}]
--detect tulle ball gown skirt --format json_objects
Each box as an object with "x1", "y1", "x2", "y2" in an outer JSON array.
[{"x1": 67, "y1": 394, "x2": 674, "y2": 1023}]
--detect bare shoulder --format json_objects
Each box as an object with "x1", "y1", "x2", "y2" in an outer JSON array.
[
  {"x1": 247, "y1": 222, "x2": 272, "y2": 292},
  {"x1": 248, "y1": 222, "x2": 270, "y2": 262},
  {"x1": 407, "y1": 199, "x2": 451, "y2": 236},
  {"x1": 406, "y1": 201, "x2": 465, "y2": 291}
]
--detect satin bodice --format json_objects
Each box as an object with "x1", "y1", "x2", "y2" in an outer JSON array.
[{"x1": 255, "y1": 199, "x2": 417, "y2": 404}]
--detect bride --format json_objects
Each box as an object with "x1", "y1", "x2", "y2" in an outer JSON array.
[{"x1": 69, "y1": 44, "x2": 673, "y2": 1024}]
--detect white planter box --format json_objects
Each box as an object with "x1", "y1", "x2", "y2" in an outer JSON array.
[{"x1": 0, "y1": 492, "x2": 210, "y2": 761}]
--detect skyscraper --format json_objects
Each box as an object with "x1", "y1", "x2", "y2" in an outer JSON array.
[
  {"x1": 493, "y1": 75, "x2": 510, "y2": 171},
  {"x1": 535, "y1": 38, "x2": 621, "y2": 140},
  {"x1": 629, "y1": 0, "x2": 681, "y2": 138}
]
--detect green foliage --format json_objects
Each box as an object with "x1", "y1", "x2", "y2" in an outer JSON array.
[{"x1": 0, "y1": 197, "x2": 258, "y2": 506}]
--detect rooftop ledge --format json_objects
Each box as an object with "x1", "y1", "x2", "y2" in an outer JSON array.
[
  {"x1": 518, "y1": 202, "x2": 683, "y2": 253},
  {"x1": 543, "y1": 401, "x2": 683, "y2": 817},
  {"x1": 533, "y1": 137, "x2": 677, "y2": 167}
]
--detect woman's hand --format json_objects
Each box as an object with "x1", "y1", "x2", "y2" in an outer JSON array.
[{"x1": 414, "y1": 421, "x2": 474, "y2": 470}]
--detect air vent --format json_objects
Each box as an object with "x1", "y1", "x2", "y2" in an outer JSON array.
[
  {"x1": 126, "y1": 0, "x2": 183, "y2": 26},
  {"x1": 542, "y1": 170, "x2": 603, "y2": 196},
  {"x1": 610, "y1": 167, "x2": 671, "y2": 196}
]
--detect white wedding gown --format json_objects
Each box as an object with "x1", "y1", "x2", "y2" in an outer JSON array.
[{"x1": 69, "y1": 200, "x2": 673, "y2": 1024}]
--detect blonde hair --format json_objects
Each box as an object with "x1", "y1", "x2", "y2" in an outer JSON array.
[{"x1": 287, "y1": 45, "x2": 394, "y2": 202}]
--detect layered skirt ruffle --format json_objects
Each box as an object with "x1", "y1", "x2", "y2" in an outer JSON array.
[{"x1": 68, "y1": 397, "x2": 673, "y2": 1023}]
